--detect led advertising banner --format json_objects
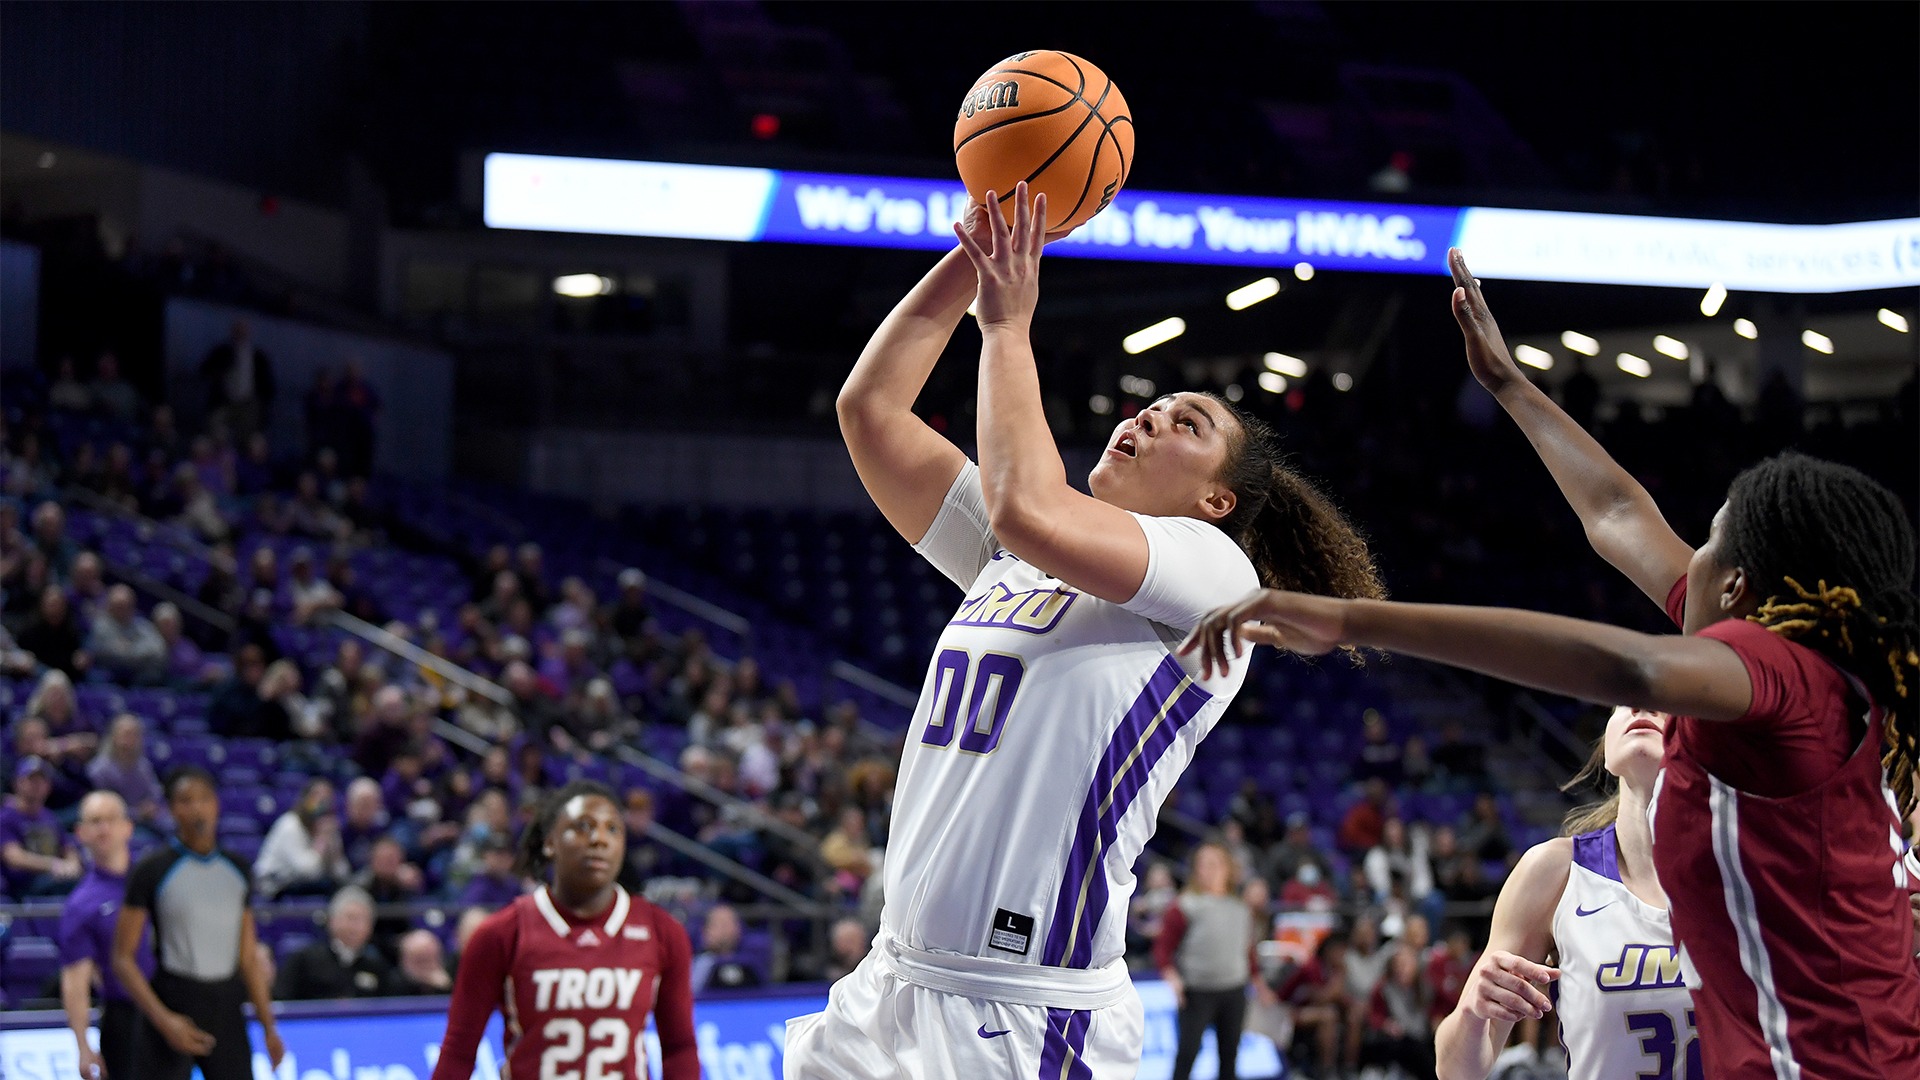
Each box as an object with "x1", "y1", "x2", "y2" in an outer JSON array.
[
  {"x1": 0, "y1": 979, "x2": 1281, "y2": 1080},
  {"x1": 484, "y1": 152, "x2": 1920, "y2": 293}
]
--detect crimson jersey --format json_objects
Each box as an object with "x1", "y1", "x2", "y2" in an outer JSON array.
[
  {"x1": 432, "y1": 886, "x2": 698, "y2": 1080},
  {"x1": 1651, "y1": 579, "x2": 1920, "y2": 1077}
]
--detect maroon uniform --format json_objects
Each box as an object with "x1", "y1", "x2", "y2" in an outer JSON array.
[
  {"x1": 432, "y1": 886, "x2": 698, "y2": 1080},
  {"x1": 1652, "y1": 579, "x2": 1920, "y2": 1077}
]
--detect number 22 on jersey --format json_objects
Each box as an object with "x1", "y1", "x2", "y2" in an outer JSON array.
[
  {"x1": 540, "y1": 1018, "x2": 636, "y2": 1080},
  {"x1": 919, "y1": 649, "x2": 1027, "y2": 755}
]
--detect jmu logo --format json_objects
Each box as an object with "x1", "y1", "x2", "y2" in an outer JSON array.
[
  {"x1": 1596, "y1": 944, "x2": 1686, "y2": 992},
  {"x1": 959, "y1": 80, "x2": 1021, "y2": 120},
  {"x1": 952, "y1": 582, "x2": 1076, "y2": 634}
]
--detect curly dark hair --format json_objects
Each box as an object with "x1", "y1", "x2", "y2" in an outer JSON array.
[{"x1": 514, "y1": 779, "x2": 622, "y2": 881}]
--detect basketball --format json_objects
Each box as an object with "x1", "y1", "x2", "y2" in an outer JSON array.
[{"x1": 953, "y1": 50, "x2": 1134, "y2": 235}]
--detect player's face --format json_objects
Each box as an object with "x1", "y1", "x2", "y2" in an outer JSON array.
[
  {"x1": 1088, "y1": 393, "x2": 1236, "y2": 521},
  {"x1": 550, "y1": 795, "x2": 625, "y2": 896},
  {"x1": 1603, "y1": 705, "x2": 1668, "y2": 787}
]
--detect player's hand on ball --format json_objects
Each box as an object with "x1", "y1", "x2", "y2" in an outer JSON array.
[
  {"x1": 953, "y1": 182, "x2": 1047, "y2": 332},
  {"x1": 1460, "y1": 949, "x2": 1560, "y2": 1025},
  {"x1": 1178, "y1": 590, "x2": 1349, "y2": 677},
  {"x1": 1449, "y1": 248, "x2": 1525, "y2": 396}
]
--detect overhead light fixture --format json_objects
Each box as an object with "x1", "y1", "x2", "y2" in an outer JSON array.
[
  {"x1": 1801, "y1": 329, "x2": 1833, "y2": 354},
  {"x1": 1560, "y1": 331, "x2": 1600, "y2": 356},
  {"x1": 1652, "y1": 335, "x2": 1689, "y2": 361},
  {"x1": 1879, "y1": 308, "x2": 1910, "y2": 333},
  {"x1": 1513, "y1": 344, "x2": 1554, "y2": 371},
  {"x1": 1223, "y1": 383, "x2": 1245, "y2": 402},
  {"x1": 1257, "y1": 371, "x2": 1289, "y2": 393},
  {"x1": 1226, "y1": 277, "x2": 1281, "y2": 311},
  {"x1": 36, "y1": 151, "x2": 56, "y2": 169},
  {"x1": 552, "y1": 274, "x2": 614, "y2": 297},
  {"x1": 1733, "y1": 318, "x2": 1758, "y2": 340},
  {"x1": 1615, "y1": 353, "x2": 1652, "y2": 378},
  {"x1": 1293, "y1": 262, "x2": 1315, "y2": 281},
  {"x1": 1262, "y1": 352, "x2": 1307, "y2": 378},
  {"x1": 1089, "y1": 394, "x2": 1114, "y2": 415},
  {"x1": 1118, "y1": 375, "x2": 1157, "y2": 397},
  {"x1": 1331, "y1": 372, "x2": 1354, "y2": 392},
  {"x1": 1123, "y1": 317, "x2": 1186, "y2": 354},
  {"x1": 1700, "y1": 282, "x2": 1727, "y2": 317}
]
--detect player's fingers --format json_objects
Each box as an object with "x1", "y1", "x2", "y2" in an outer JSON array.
[
  {"x1": 1030, "y1": 192, "x2": 1049, "y2": 257},
  {"x1": 1240, "y1": 624, "x2": 1289, "y2": 648},
  {"x1": 1479, "y1": 983, "x2": 1544, "y2": 1020},
  {"x1": 1501, "y1": 956, "x2": 1562, "y2": 984},
  {"x1": 952, "y1": 221, "x2": 989, "y2": 267},
  {"x1": 984, "y1": 189, "x2": 1011, "y2": 253},
  {"x1": 1486, "y1": 969, "x2": 1553, "y2": 1012},
  {"x1": 1448, "y1": 247, "x2": 1472, "y2": 288},
  {"x1": 1013, "y1": 181, "x2": 1030, "y2": 246}
]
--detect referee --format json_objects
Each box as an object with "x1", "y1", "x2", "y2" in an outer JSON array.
[
  {"x1": 58, "y1": 791, "x2": 148, "y2": 1080},
  {"x1": 113, "y1": 765, "x2": 284, "y2": 1080}
]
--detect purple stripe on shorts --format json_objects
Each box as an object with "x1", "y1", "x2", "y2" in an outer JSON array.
[
  {"x1": 1036, "y1": 1007, "x2": 1093, "y2": 1080},
  {"x1": 1064, "y1": 1008, "x2": 1093, "y2": 1080}
]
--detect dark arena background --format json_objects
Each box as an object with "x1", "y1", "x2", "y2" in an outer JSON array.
[{"x1": 0, "y1": 4, "x2": 1915, "y2": 1079}]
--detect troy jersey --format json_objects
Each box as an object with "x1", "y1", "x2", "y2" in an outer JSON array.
[
  {"x1": 431, "y1": 886, "x2": 699, "y2": 1080},
  {"x1": 1551, "y1": 826, "x2": 1694, "y2": 1080},
  {"x1": 889, "y1": 462, "x2": 1258, "y2": 971}
]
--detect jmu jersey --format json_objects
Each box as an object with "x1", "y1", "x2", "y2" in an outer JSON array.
[
  {"x1": 889, "y1": 463, "x2": 1258, "y2": 971},
  {"x1": 1551, "y1": 825, "x2": 1694, "y2": 1080},
  {"x1": 468, "y1": 887, "x2": 682, "y2": 1080}
]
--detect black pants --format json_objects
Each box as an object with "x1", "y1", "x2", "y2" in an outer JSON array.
[
  {"x1": 137, "y1": 972, "x2": 253, "y2": 1080},
  {"x1": 1173, "y1": 985, "x2": 1248, "y2": 1080},
  {"x1": 100, "y1": 1000, "x2": 139, "y2": 1080}
]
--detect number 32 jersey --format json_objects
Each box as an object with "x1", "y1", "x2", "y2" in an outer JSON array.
[
  {"x1": 431, "y1": 886, "x2": 700, "y2": 1080},
  {"x1": 890, "y1": 462, "x2": 1259, "y2": 970}
]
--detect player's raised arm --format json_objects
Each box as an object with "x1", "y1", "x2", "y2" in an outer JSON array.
[
  {"x1": 956, "y1": 184, "x2": 1155, "y2": 603},
  {"x1": 1449, "y1": 249, "x2": 1693, "y2": 606},
  {"x1": 836, "y1": 213, "x2": 984, "y2": 544},
  {"x1": 1433, "y1": 840, "x2": 1564, "y2": 1080}
]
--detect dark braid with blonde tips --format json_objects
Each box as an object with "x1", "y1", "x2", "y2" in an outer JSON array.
[{"x1": 1721, "y1": 452, "x2": 1920, "y2": 816}]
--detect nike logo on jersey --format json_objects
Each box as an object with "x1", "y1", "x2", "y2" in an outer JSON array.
[
  {"x1": 977, "y1": 1024, "x2": 1012, "y2": 1039},
  {"x1": 1574, "y1": 902, "x2": 1615, "y2": 917}
]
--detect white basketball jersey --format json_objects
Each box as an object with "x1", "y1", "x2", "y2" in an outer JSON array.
[
  {"x1": 887, "y1": 462, "x2": 1258, "y2": 971},
  {"x1": 1551, "y1": 825, "x2": 1697, "y2": 1080}
]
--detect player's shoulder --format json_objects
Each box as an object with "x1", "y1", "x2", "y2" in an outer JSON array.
[
  {"x1": 126, "y1": 842, "x2": 182, "y2": 887},
  {"x1": 1503, "y1": 836, "x2": 1575, "y2": 911},
  {"x1": 470, "y1": 899, "x2": 528, "y2": 951}
]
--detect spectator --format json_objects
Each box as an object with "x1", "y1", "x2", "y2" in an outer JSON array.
[
  {"x1": 58, "y1": 791, "x2": 151, "y2": 1080},
  {"x1": 274, "y1": 886, "x2": 393, "y2": 1000},
  {"x1": 539, "y1": 627, "x2": 600, "y2": 698},
  {"x1": 152, "y1": 602, "x2": 221, "y2": 686},
  {"x1": 1351, "y1": 709, "x2": 1405, "y2": 786},
  {"x1": 690, "y1": 904, "x2": 762, "y2": 991},
  {"x1": 340, "y1": 777, "x2": 391, "y2": 870},
  {"x1": 19, "y1": 585, "x2": 89, "y2": 676},
  {"x1": 1129, "y1": 861, "x2": 1180, "y2": 950},
  {"x1": 1364, "y1": 944, "x2": 1435, "y2": 1077},
  {"x1": 352, "y1": 685, "x2": 414, "y2": 777},
  {"x1": 822, "y1": 917, "x2": 870, "y2": 983},
  {"x1": 380, "y1": 744, "x2": 434, "y2": 823},
  {"x1": 287, "y1": 472, "x2": 350, "y2": 541},
  {"x1": 29, "y1": 501, "x2": 77, "y2": 580},
  {"x1": 2, "y1": 756, "x2": 83, "y2": 895},
  {"x1": 819, "y1": 807, "x2": 874, "y2": 894},
  {"x1": 209, "y1": 645, "x2": 269, "y2": 738},
  {"x1": 172, "y1": 464, "x2": 231, "y2": 543},
  {"x1": 572, "y1": 677, "x2": 638, "y2": 755},
  {"x1": 1274, "y1": 932, "x2": 1353, "y2": 1080},
  {"x1": 1363, "y1": 818, "x2": 1435, "y2": 916},
  {"x1": 1425, "y1": 923, "x2": 1475, "y2": 1026},
  {"x1": 457, "y1": 833, "x2": 524, "y2": 909},
  {"x1": 255, "y1": 779, "x2": 349, "y2": 898},
  {"x1": 1336, "y1": 778, "x2": 1391, "y2": 856},
  {"x1": 90, "y1": 352, "x2": 143, "y2": 420},
  {"x1": 10, "y1": 715, "x2": 88, "y2": 809},
  {"x1": 24, "y1": 669, "x2": 99, "y2": 772},
  {"x1": 616, "y1": 788, "x2": 669, "y2": 890},
  {"x1": 67, "y1": 552, "x2": 109, "y2": 625},
  {"x1": 332, "y1": 359, "x2": 381, "y2": 477},
  {"x1": 49, "y1": 355, "x2": 92, "y2": 411},
  {"x1": 389, "y1": 930, "x2": 452, "y2": 996},
  {"x1": 89, "y1": 584, "x2": 169, "y2": 684},
  {"x1": 477, "y1": 569, "x2": 520, "y2": 625},
  {"x1": 200, "y1": 318, "x2": 275, "y2": 440},
  {"x1": 1457, "y1": 792, "x2": 1513, "y2": 865},
  {"x1": 513, "y1": 542, "x2": 550, "y2": 612},
  {"x1": 1156, "y1": 842, "x2": 1256, "y2": 1080},
  {"x1": 1264, "y1": 812, "x2": 1332, "y2": 888},
  {"x1": 610, "y1": 568, "x2": 651, "y2": 640},
  {"x1": 235, "y1": 432, "x2": 277, "y2": 495},
  {"x1": 87, "y1": 714, "x2": 167, "y2": 833},
  {"x1": 350, "y1": 836, "x2": 424, "y2": 953}
]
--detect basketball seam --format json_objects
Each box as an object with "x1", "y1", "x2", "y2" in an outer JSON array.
[
  {"x1": 1051, "y1": 69, "x2": 1116, "y2": 226},
  {"x1": 954, "y1": 97, "x2": 1085, "y2": 155},
  {"x1": 953, "y1": 58, "x2": 1088, "y2": 155},
  {"x1": 956, "y1": 52, "x2": 1131, "y2": 229}
]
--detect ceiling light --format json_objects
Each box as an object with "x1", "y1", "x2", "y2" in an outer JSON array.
[
  {"x1": 1700, "y1": 283, "x2": 1727, "y2": 317},
  {"x1": 1293, "y1": 262, "x2": 1315, "y2": 281},
  {"x1": 1226, "y1": 277, "x2": 1281, "y2": 311},
  {"x1": 1122, "y1": 317, "x2": 1185, "y2": 354},
  {"x1": 1223, "y1": 383, "x2": 1245, "y2": 402},
  {"x1": 36, "y1": 152, "x2": 55, "y2": 169},
  {"x1": 1332, "y1": 372, "x2": 1354, "y2": 392},
  {"x1": 1560, "y1": 331, "x2": 1600, "y2": 356},
  {"x1": 1615, "y1": 353, "x2": 1652, "y2": 378},
  {"x1": 1801, "y1": 329, "x2": 1833, "y2": 354},
  {"x1": 1733, "y1": 318, "x2": 1758, "y2": 340},
  {"x1": 1262, "y1": 352, "x2": 1307, "y2": 378},
  {"x1": 1089, "y1": 394, "x2": 1114, "y2": 415},
  {"x1": 1118, "y1": 375, "x2": 1157, "y2": 397},
  {"x1": 1257, "y1": 372, "x2": 1288, "y2": 393},
  {"x1": 1513, "y1": 344, "x2": 1554, "y2": 371},
  {"x1": 1652, "y1": 335, "x2": 1689, "y2": 361},
  {"x1": 1879, "y1": 308, "x2": 1910, "y2": 334},
  {"x1": 552, "y1": 274, "x2": 614, "y2": 297}
]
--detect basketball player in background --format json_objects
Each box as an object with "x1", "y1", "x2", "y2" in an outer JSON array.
[
  {"x1": 784, "y1": 184, "x2": 1383, "y2": 1078},
  {"x1": 431, "y1": 781, "x2": 698, "y2": 1080},
  {"x1": 1435, "y1": 707, "x2": 1691, "y2": 1080},
  {"x1": 1185, "y1": 249, "x2": 1920, "y2": 1077}
]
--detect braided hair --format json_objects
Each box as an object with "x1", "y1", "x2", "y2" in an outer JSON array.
[
  {"x1": 1718, "y1": 452, "x2": 1920, "y2": 815},
  {"x1": 1205, "y1": 395, "x2": 1386, "y2": 602},
  {"x1": 515, "y1": 779, "x2": 621, "y2": 881}
]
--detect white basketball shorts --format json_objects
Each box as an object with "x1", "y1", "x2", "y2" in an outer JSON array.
[{"x1": 784, "y1": 933, "x2": 1144, "y2": 1079}]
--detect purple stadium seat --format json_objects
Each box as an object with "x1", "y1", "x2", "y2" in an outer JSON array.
[{"x1": 3, "y1": 936, "x2": 61, "y2": 1004}]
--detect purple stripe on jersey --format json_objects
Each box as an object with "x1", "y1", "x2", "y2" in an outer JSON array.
[
  {"x1": 1043, "y1": 656, "x2": 1212, "y2": 968},
  {"x1": 1572, "y1": 824, "x2": 1622, "y2": 883}
]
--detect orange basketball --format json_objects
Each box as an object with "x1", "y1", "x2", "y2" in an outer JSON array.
[{"x1": 953, "y1": 50, "x2": 1134, "y2": 235}]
